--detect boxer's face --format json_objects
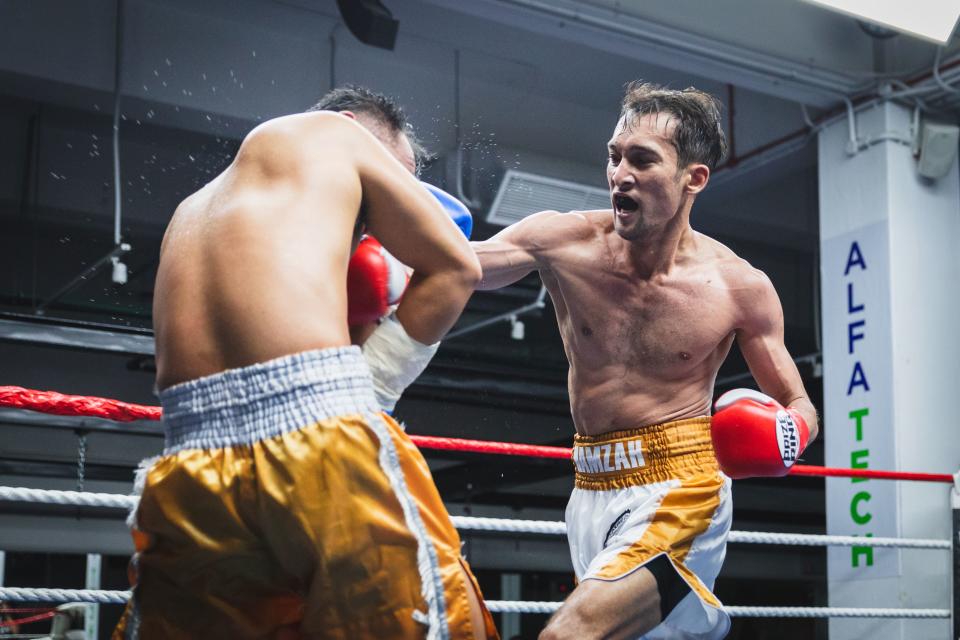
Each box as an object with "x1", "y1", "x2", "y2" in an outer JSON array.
[{"x1": 606, "y1": 112, "x2": 690, "y2": 241}]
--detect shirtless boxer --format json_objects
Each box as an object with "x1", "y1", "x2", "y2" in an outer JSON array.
[
  {"x1": 114, "y1": 87, "x2": 497, "y2": 639},
  {"x1": 473, "y1": 82, "x2": 819, "y2": 639}
]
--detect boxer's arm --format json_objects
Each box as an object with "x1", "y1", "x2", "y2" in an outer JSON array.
[
  {"x1": 347, "y1": 132, "x2": 480, "y2": 345},
  {"x1": 472, "y1": 210, "x2": 569, "y2": 290},
  {"x1": 735, "y1": 271, "x2": 819, "y2": 443}
]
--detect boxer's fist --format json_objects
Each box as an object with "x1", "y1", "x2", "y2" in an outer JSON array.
[
  {"x1": 347, "y1": 236, "x2": 408, "y2": 325},
  {"x1": 422, "y1": 181, "x2": 473, "y2": 239},
  {"x1": 711, "y1": 389, "x2": 809, "y2": 479}
]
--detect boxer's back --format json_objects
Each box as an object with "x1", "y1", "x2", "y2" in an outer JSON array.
[{"x1": 153, "y1": 113, "x2": 362, "y2": 390}]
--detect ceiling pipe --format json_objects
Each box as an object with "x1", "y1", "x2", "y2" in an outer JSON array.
[
  {"x1": 445, "y1": 286, "x2": 547, "y2": 340},
  {"x1": 726, "y1": 84, "x2": 738, "y2": 165},
  {"x1": 34, "y1": 244, "x2": 132, "y2": 316},
  {"x1": 711, "y1": 56, "x2": 960, "y2": 184},
  {"x1": 421, "y1": 0, "x2": 865, "y2": 102},
  {"x1": 932, "y1": 47, "x2": 960, "y2": 96},
  {"x1": 452, "y1": 49, "x2": 482, "y2": 210},
  {"x1": 110, "y1": 0, "x2": 128, "y2": 285}
]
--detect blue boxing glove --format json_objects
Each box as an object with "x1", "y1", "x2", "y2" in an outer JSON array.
[{"x1": 421, "y1": 182, "x2": 473, "y2": 239}]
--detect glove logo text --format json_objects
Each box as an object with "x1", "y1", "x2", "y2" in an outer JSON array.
[{"x1": 775, "y1": 410, "x2": 799, "y2": 466}]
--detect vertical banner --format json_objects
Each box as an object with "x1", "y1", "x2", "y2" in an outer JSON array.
[{"x1": 822, "y1": 221, "x2": 900, "y2": 580}]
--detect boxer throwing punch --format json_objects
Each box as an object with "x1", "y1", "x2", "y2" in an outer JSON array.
[
  {"x1": 115, "y1": 87, "x2": 497, "y2": 640},
  {"x1": 472, "y1": 82, "x2": 818, "y2": 640}
]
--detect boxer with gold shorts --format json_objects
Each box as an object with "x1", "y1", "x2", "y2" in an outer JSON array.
[
  {"x1": 114, "y1": 348, "x2": 495, "y2": 639},
  {"x1": 115, "y1": 86, "x2": 497, "y2": 639}
]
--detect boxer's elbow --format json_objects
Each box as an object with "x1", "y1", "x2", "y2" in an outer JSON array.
[{"x1": 449, "y1": 250, "x2": 483, "y2": 292}]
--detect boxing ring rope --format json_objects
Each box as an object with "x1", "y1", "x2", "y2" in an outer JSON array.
[
  {"x1": 0, "y1": 386, "x2": 958, "y2": 625},
  {"x1": 0, "y1": 586, "x2": 949, "y2": 619},
  {"x1": 0, "y1": 485, "x2": 951, "y2": 551},
  {"x1": 0, "y1": 386, "x2": 954, "y2": 481}
]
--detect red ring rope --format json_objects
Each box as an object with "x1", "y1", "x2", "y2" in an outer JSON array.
[{"x1": 0, "y1": 386, "x2": 954, "y2": 484}]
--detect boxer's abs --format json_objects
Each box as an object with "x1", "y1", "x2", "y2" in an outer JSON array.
[
  {"x1": 567, "y1": 359, "x2": 721, "y2": 436},
  {"x1": 553, "y1": 279, "x2": 737, "y2": 436}
]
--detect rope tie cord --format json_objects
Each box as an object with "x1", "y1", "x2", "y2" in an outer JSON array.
[
  {"x1": 0, "y1": 386, "x2": 955, "y2": 482},
  {"x1": 0, "y1": 610, "x2": 56, "y2": 628}
]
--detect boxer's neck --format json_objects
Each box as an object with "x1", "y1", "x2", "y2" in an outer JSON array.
[{"x1": 621, "y1": 207, "x2": 697, "y2": 279}]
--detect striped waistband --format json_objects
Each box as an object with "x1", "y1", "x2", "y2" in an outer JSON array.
[
  {"x1": 573, "y1": 417, "x2": 717, "y2": 489},
  {"x1": 158, "y1": 347, "x2": 379, "y2": 454}
]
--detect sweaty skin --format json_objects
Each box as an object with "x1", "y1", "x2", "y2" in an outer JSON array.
[
  {"x1": 474, "y1": 112, "x2": 818, "y2": 640},
  {"x1": 152, "y1": 110, "x2": 489, "y2": 637},
  {"x1": 475, "y1": 113, "x2": 819, "y2": 438},
  {"x1": 153, "y1": 111, "x2": 480, "y2": 390}
]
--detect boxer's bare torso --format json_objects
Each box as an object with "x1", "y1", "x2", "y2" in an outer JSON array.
[
  {"x1": 154, "y1": 115, "x2": 361, "y2": 390},
  {"x1": 539, "y1": 212, "x2": 767, "y2": 434},
  {"x1": 475, "y1": 112, "x2": 816, "y2": 438},
  {"x1": 477, "y1": 210, "x2": 790, "y2": 435},
  {"x1": 153, "y1": 111, "x2": 469, "y2": 390}
]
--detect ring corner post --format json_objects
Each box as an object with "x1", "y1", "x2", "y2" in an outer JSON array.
[{"x1": 952, "y1": 472, "x2": 960, "y2": 640}]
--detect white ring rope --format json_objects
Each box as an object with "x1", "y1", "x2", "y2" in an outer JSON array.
[
  {"x1": 0, "y1": 588, "x2": 130, "y2": 605},
  {"x1": 450, "y1": 515, "x2": 950, "y2": 550},
  {"x1": 723, "y1": 606, "x2": 950, "y2": 619},
  {"x1": 0, "y1": 486, "x2": 137, "y2": 510},
  {"x1": 726, "y1": 529, "x2": 949, "y2": 550},
  {"x1": 0, "y1": 487, "x2": 949, "y2": 550},
  {"x1": 1, "y1": 488, "x2": 952, "y2": 620},
  {"x1": 0, "y1": 588, "x2": 948, "y2": 619},
  {"x1": 450, "y1": 515, "x2": 567, "y2": 536},
  {"x1": 485, "y1": 601, "x2": 950, "y2": 618}
]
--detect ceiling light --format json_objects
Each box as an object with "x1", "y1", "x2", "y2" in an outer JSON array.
[{"x1": 802, "y1": 0, "x2": 960, "y2": 44}]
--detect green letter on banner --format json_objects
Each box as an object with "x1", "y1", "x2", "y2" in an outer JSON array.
[{"x1": 850, "y1": 491, "x2": 872, "y2": 525}]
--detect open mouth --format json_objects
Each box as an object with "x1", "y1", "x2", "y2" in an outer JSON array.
[{"x1": 613, "y1": 193, "x2": 639, "y2": 213}]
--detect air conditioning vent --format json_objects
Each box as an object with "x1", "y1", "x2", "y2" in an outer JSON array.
[{"x1": 486, "y1": 170, "x2": 610, "y2": 226}]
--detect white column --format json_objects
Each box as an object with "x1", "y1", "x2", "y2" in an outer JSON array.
[
  {"x1": 819, "y1": 101, "x2": 960, "y2": 639},
  {"x1": 500, "y1": 572, "x2": 521, "y2": 638},
  {"x1": 85, "y1": 553, "x2": 101, "y2": 640}
]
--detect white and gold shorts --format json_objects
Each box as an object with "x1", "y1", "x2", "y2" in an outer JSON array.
[
  {"x1": 566, "y1": 417, "x2": 732, "y2": 640},
  {"x1": 114, "y1": 347, "x2": 496, "y2": 640}
]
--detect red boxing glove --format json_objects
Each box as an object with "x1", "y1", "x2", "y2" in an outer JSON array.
[
  {"x1": 347, "y1": 236, "x2": 408, "y2": 325},
  {"x1": 711, "y1": 389, "x2": 810, "y2": 479}
]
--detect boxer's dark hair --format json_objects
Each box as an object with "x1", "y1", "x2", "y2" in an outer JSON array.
[
  {"x1": 620, "y1": 81, "x2": 727, "y2": 172},
  {"x1": 308, "y1": 85, "x2": 428, "y2": 171}
]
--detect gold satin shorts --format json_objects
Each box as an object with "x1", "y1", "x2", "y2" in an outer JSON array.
[{"x1": 113, "y1": 347, "x2": 496, "y2": 640}]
